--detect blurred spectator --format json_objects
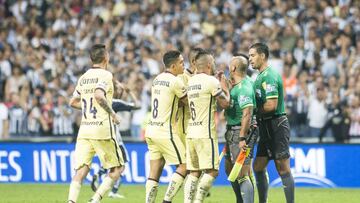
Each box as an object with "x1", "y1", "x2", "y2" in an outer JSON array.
[
  {"x1": 349, "y1": 95, "x2": 360, "y2": 138},
  {"x1": 131, "y1": 76, "x2": 149, "y2": 140},
  {"x1": 7, "y1": 93, "x2": 27, "y2": 136},
  {"x1": 27, "y1": 96, "x2": 47, "y2": 136},
  {"x1": 319, "y1": 93, "x2": 348, "y2": 142},
  {"x1": 0, "y1": 97, "x2": 8, "y2": 139},
  {"x1": 307, "y1": 87, "x2": 328, "y2": 137},
  {"x1": 292, "y1": 71, "x2": 310, "y2": 137},
  {"x1": 0, "y1": 0, "x2": 358, "y2": 142},
  {"x1": 0, "y1": 49, "x2": 12, "y2": 99},
  {"x1": 41, "y1": 90, "x2": 54, "y2": 136},
  {"x1": 321, "y1": 49, "x2": 338, "y2": 79},
  {"x1": 268, "y1": 40, "x2": 284, "y2": 75},
  {"x1": 52, "y1": 94, "x2": 74, "y2": 136}
]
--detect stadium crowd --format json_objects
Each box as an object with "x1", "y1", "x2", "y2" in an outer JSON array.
[{"x1": 0, "y1": 0, "x2": 359, "y2": 142}]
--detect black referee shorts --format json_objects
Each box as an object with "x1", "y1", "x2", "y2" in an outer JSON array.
[{"x1": 256, "y1": 115, "x2": 290, "y2": 160}]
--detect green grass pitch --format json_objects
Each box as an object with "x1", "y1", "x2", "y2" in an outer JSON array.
[{"x1": 0, "y1": 184, "x2": 359, "y2": 203}]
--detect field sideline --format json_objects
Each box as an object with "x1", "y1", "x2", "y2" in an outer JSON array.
[{"x1": 0, "y1": 184, "x2": 359, "y2": 203}]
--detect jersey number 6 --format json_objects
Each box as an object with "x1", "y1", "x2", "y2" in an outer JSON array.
[{"x1": 190, "y1": 101, "x2": 196, "y2": 121}]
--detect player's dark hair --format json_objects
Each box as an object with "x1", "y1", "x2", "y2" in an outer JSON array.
[
  {"x1": 249, "y1": 42, "x2": 269, "y2": 59},
  {"x1": 163, "y1": 50, "x2": 181, "y2": 68},
  {"x1": 189, "y1": 47, "x2": 204, "y2": 63},
  {"x1": 90, "y1": 44, "x2": 106, "y2": 64}
]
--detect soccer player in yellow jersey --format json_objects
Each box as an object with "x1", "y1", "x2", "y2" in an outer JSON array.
[
  {"x1": 176, "y1": 47, "x2": 204, "y2": 144},
  {"x1": 145, "y1": 50, "x2": 188, "y2": 203},
  {"x1": 67, "y1": 44, "x2": 125, "y2": 203},
  {"x1": 184, "y1": 50, "x2": 230, "y2": 203}
]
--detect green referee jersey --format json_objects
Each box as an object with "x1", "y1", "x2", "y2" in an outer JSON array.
[
  {"x1": 225, "y1": 76, "x2": 256, "y2": 126},
  {"x1": 254, "y1": 66, "x2": 286, "y2": 117}
]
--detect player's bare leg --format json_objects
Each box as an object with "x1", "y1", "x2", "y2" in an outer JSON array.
[
  {"x1": 238, "y1": 164, "x2": 254, "y2": 203},
  {"x1": 253, "y1": 156, "x2": 269, "y2": 203},
  {"x1": 89, "y1": 165, "x2": 124, "y2": 203},
  {"x1": 275, "y1": 158, "x2": 294, "y2": 203},
  {"x1": 193, "y1": 169, "x2": 218, "y2": 203},
  {"x1": 225, "y1": 159, "x2": 242, "y2": 203},
  {"x1": 184, "y1": 171, "x2": 201, "y2": 203},
  {"x1": 163, "y1": 163, "x2": 187, "y2": 203},
  {"x1": 68, "y1": 165, "x2": 90, "y2": 203},
  {"x1": 146, "y1": 158, "x2": 165, "y2": 203}
]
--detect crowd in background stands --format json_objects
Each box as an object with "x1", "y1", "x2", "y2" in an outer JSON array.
[{"x1": 0, "y1": 0, "x2": 360, "y2": 142}]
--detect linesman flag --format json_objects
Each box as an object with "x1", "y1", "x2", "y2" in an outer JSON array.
[{"x1": 228, "y1": 126, "x2": 257, "y2": 182}]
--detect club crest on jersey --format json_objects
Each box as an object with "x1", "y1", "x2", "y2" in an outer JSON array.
[
  {"x1": 265, "y1": 84, "x2": 276, "y2": 93},
  {"x1": 238, "y1": 95, "x2": 251, "y2": 105}
]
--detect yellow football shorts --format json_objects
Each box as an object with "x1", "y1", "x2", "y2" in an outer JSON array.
[
  {"x1": 186, "y1": 138, "x2": 219, "y2": 171},
  {"x1": 146, "y1": 136, "x2": 186, "y2": 165},
  {"x1": 74, "y1": 138, "x2": 124, "y2": 170}
]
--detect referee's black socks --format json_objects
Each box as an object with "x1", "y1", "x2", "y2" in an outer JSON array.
[
  {"x1": 255, "y1": 171, "x2": 269, "y2": 203},
  {"x1": 280, "y1": 172, "x2": 295, "y2": 203}
]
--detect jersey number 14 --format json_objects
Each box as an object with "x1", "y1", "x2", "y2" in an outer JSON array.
[{"x1": 82, "y1": 97, "x2": 98, "y2": 119}]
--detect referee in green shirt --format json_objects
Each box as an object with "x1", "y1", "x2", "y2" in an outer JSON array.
[
  {"x1": 249, "y1": 43, "x2": 294, "y2": 203},
  {"x1": 224, "y1": 54, "x2": 258, "y2": 203}
]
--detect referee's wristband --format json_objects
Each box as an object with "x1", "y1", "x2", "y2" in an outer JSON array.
[{"x1": 239, "y1": 136, "x2": 246, "y2": 141}]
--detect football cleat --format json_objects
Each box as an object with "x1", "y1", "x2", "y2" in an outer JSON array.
[
  {"x1": 108, "y1": 191, "x2": 125, "y2": 198},
  {"x1": 87, "y1": 198, "x2": 100, "y2": 203},
  {"x1": 91, "y1": 174, "x2": 99, "y2": 192}
]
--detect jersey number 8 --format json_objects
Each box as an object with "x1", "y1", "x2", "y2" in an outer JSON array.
[{"x1": 152, "y1": 98, "x2": 159, "y2": 118}]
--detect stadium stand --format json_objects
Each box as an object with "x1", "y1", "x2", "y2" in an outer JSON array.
[{"x1": 0, "y1": 0, "x2": 359, "y2": 143}]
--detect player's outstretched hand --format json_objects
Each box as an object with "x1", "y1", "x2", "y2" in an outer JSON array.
[
  {"x1": 220, "y1": 75, "x2": 229, "y2": 89},
  {"x1": 111, "y1": 112, "x2": 121, "y2": 125}
]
